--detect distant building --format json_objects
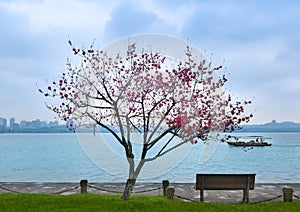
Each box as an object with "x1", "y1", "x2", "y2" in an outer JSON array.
[
  {"x1": 48, "y1": 120, "x2": 59, "y2": 127},
  {"x1": 0, "y1": 117, "x2": 7, "y2": 129},
  {"x1": 9, "y1": 118, "x2": 15, "y2": 128},
  {"x1": 31, "y1": 119, "x2": 47, "y2": 128},
  {"x1": 20, "y1": 120, "x2": 29, "y2": 128},
  {"x1": 0, "y1": 117, "x2": 70, "y2": 133}
]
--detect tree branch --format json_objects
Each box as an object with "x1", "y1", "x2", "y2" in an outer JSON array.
[
  {"x1": 144, "y1": 139, "x2": 187, "y2": 163},
  {"x1": 146, "y1": 99, "x2": 176, "y2": 144},
  {"x1": 86, "y1": 112, "x2": 128, "y2": 149}
]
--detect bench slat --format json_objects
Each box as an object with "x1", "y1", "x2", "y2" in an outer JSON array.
[{"x1": 196, "y1": 174, "x2": 255, "y2": 190}]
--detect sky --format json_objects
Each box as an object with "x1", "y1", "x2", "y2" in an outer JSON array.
[{"x1": 0, "y1": 0, "x2": 300, "y2": 124}]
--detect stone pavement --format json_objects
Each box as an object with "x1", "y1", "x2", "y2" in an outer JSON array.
[{"x1": 0, "y1": 182, "x2": 299, "y2": 204}]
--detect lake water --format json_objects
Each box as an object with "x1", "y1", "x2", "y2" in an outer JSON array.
[{"x1": 0, "y1": 132, "x2": 299, "y2": 183}]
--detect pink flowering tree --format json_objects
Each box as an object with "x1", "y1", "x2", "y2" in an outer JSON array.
[{"x1": 40, "y1": 36, "x2": 252, "y2": 199}]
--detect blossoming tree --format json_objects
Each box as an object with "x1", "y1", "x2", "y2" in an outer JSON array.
[{"x1": 40, "y1": 35, "x2": 252, "y2": 199}]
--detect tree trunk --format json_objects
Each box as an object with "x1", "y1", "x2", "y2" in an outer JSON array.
[
  {"x1": 121, "y1": 155, "x2": 145, "y2": 200},
  {"x1": 121, "y1": 178, "x2": 136, "y2": 200}
]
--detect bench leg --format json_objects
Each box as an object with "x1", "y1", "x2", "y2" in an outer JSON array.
[
  {"x1": 243, "y1": 175, "x2": 251, "y2": 203},
  {"x1": 243, "y1": 189, "x2": 249, "y2": 203},
  {"x1": 200, "y1": 189, "x2": 204, "y2": 202}
]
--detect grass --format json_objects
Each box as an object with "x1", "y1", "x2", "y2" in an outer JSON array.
[{"x1": 0, "y1": 193, "x2": 299, "y2": 212}]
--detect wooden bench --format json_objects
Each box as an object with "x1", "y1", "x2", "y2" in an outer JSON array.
[{"x1": 195, "y1": 174, "x2": 256, "y2": 203}]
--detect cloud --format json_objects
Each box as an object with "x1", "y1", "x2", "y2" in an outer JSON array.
[
  {"x1": 103, "y1": 1, "x2": 158, "y2": 41},
  {"x1": 0, "y1": 0, "x2": 118, "y2": 33},
  {"x1": 171, "y1": 1, "x2": 300, "y2": 94},
  {"x1": 222, "y1": 38, "x2": 300, "y2": 92},
  {"x1": 139, "y1": 0, "x2": 198, "y2": 32},
  {"x1": 180, "y1": 0, "x2": 300, "y2": 45},
  {"x1": 0, "y1": 0, "x2": 120, "y2": 61}
]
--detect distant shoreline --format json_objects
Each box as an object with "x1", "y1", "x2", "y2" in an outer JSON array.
[
  {"x1": 1, "y1": 119, "x2": 300, "y2": 133},
  {"x1": 1, "y1": 129, "x2": 300, "y2": 134}
]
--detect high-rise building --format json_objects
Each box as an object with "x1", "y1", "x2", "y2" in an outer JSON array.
[
  {"x1": 10, "y1": 117, "x2": 15, "y2": 128},
  {"x1": 0, "y1": 117, "x2": 7, "y2": 128}
]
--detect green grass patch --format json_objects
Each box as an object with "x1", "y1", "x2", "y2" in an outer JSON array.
[{"x1": 0, "y1": 193, "x2": 299, "y2": 212}]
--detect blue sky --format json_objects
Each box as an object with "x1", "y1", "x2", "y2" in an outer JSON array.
[{"x1": 0, "y1": 0, "x2": 299, "y2": 124}]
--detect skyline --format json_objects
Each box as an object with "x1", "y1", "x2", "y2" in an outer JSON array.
[
  {"x1": 1, "y1": 115, "x2": 300, "y2": 132},
  {"x1": 1, "y1": 0, "x2": 300, "y2": 124},
  {"x1": 0, "y1": 114, "x2": 299, "y2": 123}
]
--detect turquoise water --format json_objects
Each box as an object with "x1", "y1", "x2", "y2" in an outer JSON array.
[{"x1": 0, "y1": 133, "x2": 299, "y2": 183}]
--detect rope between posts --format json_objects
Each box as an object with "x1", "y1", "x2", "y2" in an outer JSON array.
[
  {"x1": 174, "y1": 194, "x2": 197, "y2": 202},
  {"x1": 133, "y1": 187, "x2": 162, "y2": 193},
  {"x1": 88, "y1": 185, "x2": 122, "y2": 194},
  {"x1": 88, "y1": 185, "x2": 162, "y2": 194},
  {"x1": 0, "y1": 185, "x2": 80, "y2": 195},
  {"x1": 0, "y1": 185, "x2": 21, "y2": 194},
  {"x1": 50, "y1": 186, "x2": 80, "y2": 194},
  {"x1": 251, "y1": 195, "x2": 282, "y2": 204},
  {"x1": 293, "y1": 194, "x2": 299, "y2": 199}
]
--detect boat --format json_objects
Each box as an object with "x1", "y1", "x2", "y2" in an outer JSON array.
[{"x1": 226, "y1": 136, "x2": 272, "y2": 147}]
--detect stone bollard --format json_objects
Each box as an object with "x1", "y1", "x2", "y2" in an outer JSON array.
[
  {"x1": 162, "y1": 180, "x2": 169, "y2": 197},
  {"x1": 282, "y1": 187, "x2": 294, "y2": 202},
  {"x1": 166, "y1": 187, "x2": 175, "y2": 200},
  {"x1": 80, "y1": 179, "x2": 88, "y2": 194}
]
